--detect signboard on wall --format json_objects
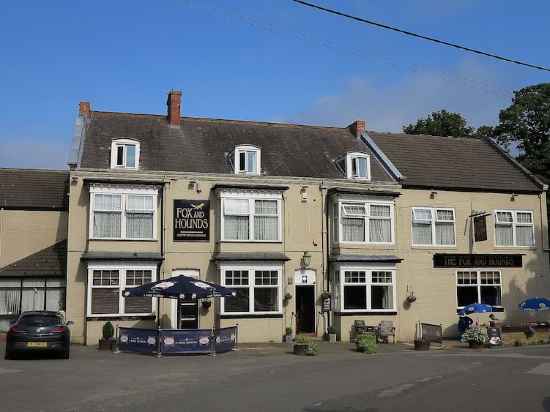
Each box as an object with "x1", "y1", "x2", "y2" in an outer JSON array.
[
  {"x1": 294, "y1": 269, "x2": 316, "y2": 285},
  {"x1": 473, "y1": 215, "x2": 488, "y2": 242},
  {"x1": 433, "y1": 253, "x2": 522, "y2": 268},
  {"x1": 173, "y1": 200, "x2": 210, "y2": 241}
]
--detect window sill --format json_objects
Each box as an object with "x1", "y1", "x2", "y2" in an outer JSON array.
[
  {"x1": 335, "y1": 311, "x2": 397, "y2": 316},
  {"x1": 494, "y1": 246, "x2": 536, "y2": 251},
  {"x1": 89, "y1": 238, "x2": 158, "y2": 242},
  {"x1": 220, "y1": 240, "x2": 282, "y2": 244},
  {"x1": 86, "y1": 315, "x2": 156, "y2": 321},
  {"x1": 220, "y1": 313, "x2": 283, "y2": 319},
  {"x1": 411, "y1": 245, "x2": 457, "y2": 250}
]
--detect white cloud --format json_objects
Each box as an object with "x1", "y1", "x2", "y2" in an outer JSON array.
[
  {"x1": 288, "y1": 59, "x2": 512, "y2": 132},
  {"x1": 0, "y1": 138, "x2": 69, "y2": 170}
]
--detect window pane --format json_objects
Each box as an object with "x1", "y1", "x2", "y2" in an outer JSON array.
[
  {"x1": 254, "y1": 216, "x2": 278, "y2": 240},
  {"x1": 125, "y1": 145, "x2": 136, "y2": 167},
  {"x1": 246, "y1": 151, "x2": 257, "y2": 173},
  {"x1": 371, "y1": 285, "x2": 393, "y2": 309},
  {"x1": 371, "y1": 205, "x2": 391, "y2": 217},
  {"x1": 255, "y1": 271, "x2": 278, "y2": 286},
  {"x1": 254, "y1": 288, "x2": 278, "y2": 312},
  {"x1": 480, "y1": 271, "x2": 500, "y2": 285},
  {"x1": 481, "y1": 286, "x2": 501, "y2": 306},
  {"x1": 125, "y1": 296, "x2": 152, "y2": 313},
  {"x1": 94, "y1": 212, "x2": 122, "y2": 238},
  {"x1": 344, "y1": 286, "x2": 367, "y2": 310},
  {"x1": 255, "y1": 200, "x2": 277, "y2": 215},
  {"x1": 344, "y1": 271, "x2": 366, "y2": 283},
  {"x1": 239, "y1": 152, "x2": 246, "y2": 171},
  {"x1": 516, "y1": 212, "x2": 532, "y2": 223},
  {"x1": 225, "y1": 270, "x2": 249, "y2": 286},
  {"x1": 116, "y1": 145, "x2": 124, "y2": 166},
  {"x1": 127, "y1": 195, "x2": 153, "y2": 211},
  {"x1": 342, "y1": 204, "x2": 366, "y2": 216},
  {"x1": 457, "y1": 286, "x2": 478, "y2": 307},
  {"x1": 412, "y1": 222, "x2": 432, "y2": 245},
  {"x1": 342, "y1": 217, "x2": 365, "y2": 242},
  {"x1": 45, "y1": 288, "x2": 65, "y2": 312},
  {"x1": 127, "y1": 212, "x2": 153, "y2": 239},
  {"x1": 436, "y1": 210, "x2": 454, "y2": 221},
  {"x1": 0, "y1": 287, "x2": 21, "y2": 315},
  {"x1": 369, "y1": 218, "x2": 391, "y2": 242},
  {"x1": 496, "y1": 211, "x2": 513, "y2": 223},
  {"x1": 457, "y1": 272, "x2": 477, "y2": 285},
  {"x1": 495, "y1": 225, "x2": 513, "y2": 246},
  {"x1": 516, "y1": 226, "x2": 534, "y2": 246},
  {"x1": 95, "y1": 194, "x2": 121, "y2": 210},
  {"x1": 413, "y1": 208, "x2": 432, "y2": 222},
  {"x1": 21, "y1": 288, "x2": 45, "y2": 311},
  {"x1": 224, "y1": 288, "x2": 249, "y2": 312},
  {"x1": 372, "y1": 271, "x2": 392, "y2": 283},
  {"x1": 91, "y1": 288, "x2": 119, "y2": 314},
  {"x1": 354, "y1": 157, "x2": 368, "y2": 177},
  {"x1": 126, "y1": 270, "x2": 152, "y2": 286},
  {"x1": 435, "y1": 222, "x2": 455, "y2": 245},
  {"x1": 224, "y1": 199, "x2": 249, "y2": 215},
  {"x1": 224, "y1": 216, "x2": 249, "y2": 240}
]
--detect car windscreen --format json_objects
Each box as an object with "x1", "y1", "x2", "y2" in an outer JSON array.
[{"x1": 18, "y1": 315, "x2": 62, "y2": 327}]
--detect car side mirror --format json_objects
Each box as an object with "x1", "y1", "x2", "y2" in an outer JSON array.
[{"x1": 66, "y1": 320, "x2": 74, "y2": 326}]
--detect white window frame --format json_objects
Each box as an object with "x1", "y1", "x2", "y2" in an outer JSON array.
[
  {"x1": 456, "y1": 270, "x2": 502, "y2": 309},
  {"x1": 234, "y1": 144, "x2": 261, "y2": 175},
  {"x1": 219, "y1": 190, "x2": 282, "y2": 242},
  {"x1": 220, "y1": 263, "x2": 283, "y2": 315},
  {"x1": 110, "y1": 139, "x2": 140, "y2": 169},
  {"x1": 338, "y1": 199, "x2": 395, "y2": 245},
  {"x1": 494, "y1": 209, "x2": 535, "y2": 247},
  {"x1": 336, "y1": 266, "x2": 397, "y2": 313},
  {"x1": 89, "y1": 185, "x2": 158, "y2": 240},
  {"x1": 86, "y1": 262, "x2": 157, "y2": 317},
  {"x1": 411, "y1": 207, "x2": 456, "y2": 247},
  {"x1": 346, "y1": 152, "x2": 371, "y2": 180}
]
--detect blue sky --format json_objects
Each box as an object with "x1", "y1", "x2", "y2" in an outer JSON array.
[{"x1": 0, "y1": 0, "x2": 549, "y2": 169}]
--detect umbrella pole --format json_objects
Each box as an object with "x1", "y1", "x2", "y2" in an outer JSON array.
[
  {"x1": 210, "y1": 291, "x2": 216, "y2": 357},
  {"x1": 156, "y1": 296, "x2": 162, "y2": 358}
]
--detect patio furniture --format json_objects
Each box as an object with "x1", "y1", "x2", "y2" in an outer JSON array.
[
  {"x1": 377, "y1": 320, "x2": 395, "y2": 344},
  {"x1": 351, "y1": 320, "x2": 375, "y2": 342}
]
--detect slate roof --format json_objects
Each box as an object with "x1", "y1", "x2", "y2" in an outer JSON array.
[
  {"x1": 0, "y1": 240, "x2": 67, "y2": 278},
  {"x1": 0, "y1": 169, "x2": 69, "y2": 210},
  {"x1": 80, "y1": 112, "x2": 395, "y2": 182},
  {"x1": 369, "y1": 132, "x2": 542, "y2": 193}
]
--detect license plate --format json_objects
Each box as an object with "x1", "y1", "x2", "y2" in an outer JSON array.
[{"x1": 27, "y1": 342, "x2": 47, "y2": 348}]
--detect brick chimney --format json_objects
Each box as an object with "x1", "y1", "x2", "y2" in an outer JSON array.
[
  {"x1": 79, "y1": 101, "x2": 91, "y2": 117},
  {"x1": 348, "y1": 120, "x2": 366, "y2": 139},
  {"x1": 167, "y1": 90, "x2": 182, "y2": 126}
]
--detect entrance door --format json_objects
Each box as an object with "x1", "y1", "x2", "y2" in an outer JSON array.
[
  {"x1": 296, "y1": 285, "x2": 315, "y2": 334},
  {"x1": 178, "y1": 297, "x2": 198, "y2": 329}
]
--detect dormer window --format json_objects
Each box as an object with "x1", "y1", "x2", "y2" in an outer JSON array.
[
  {"x1": 346, "y1": 152, "x2": 370, "y2": 180},
  {"x1": 111, "y1": 139, "x2": 140, "y2": 169},
  {"x1": 234, "y1": 145, "x2": 261, "y2": 175}
]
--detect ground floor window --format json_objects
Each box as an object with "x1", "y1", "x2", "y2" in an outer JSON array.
[
  {"x1": 0, "y1": 278, "x2": 66, "y2": 315},
  {"x1": 87, "y1": 263, "x2": 156, "y2": 317},
  {"x1": 456, "y1": 270, "x2": 502, "y2": 308},
  {"x1": 334, "y1": 267, "x2": 396, "y2": 312},
  {"x1": 221, "y1": 264, "x2": 282, "y2": 315}
]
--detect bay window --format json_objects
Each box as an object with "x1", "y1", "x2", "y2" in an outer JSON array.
[
  {"x1": 0, "y1": 278, "x2": 65, "y2": 316},
  {"x1": 495, "y1": 210, "x2": 535, "y2": 247},
  {"x1": 87, "y1": 264, "x2": 156, "y2": 317},
  {"x1": 89, "y1": 185, "x2": 158, "y2": 240},
  {"x1": 221, "y1": 265, "x2": 282, "y2": 315},
  {"x1": 456, "y1": 270, "x2": 502, "y2": 308},
  {"x1": 339, "y1": 201, "x2": 393, "y2": 244},
  {"x1": 220, "y1": 192, "x2": 282, "y2": 242},
  {"x1": 412, "y1": 207, "x2": 455, "y2": 246},
  {"x1": 336, "y1": 267, "x2": 396, "y2": 312}
]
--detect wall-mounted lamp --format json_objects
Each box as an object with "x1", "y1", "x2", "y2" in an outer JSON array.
[
  {"x1": 188, "y1": 181, "x2": 201, "y2": 193},
  {"x1": 430, "y1": 191, "x2": 437, "y2": 199},
  {"x1": 511, "y1": 193, "x2": 517, "y2": 201},
  {"x1": 301, "y1": 251, "x2": 312, "y2": 269}
]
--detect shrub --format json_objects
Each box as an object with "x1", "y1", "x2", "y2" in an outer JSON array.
[
  {"x1": 102, "y1": 321, "x2": 114, "y2": 340},
  {"x1": 461, "y1": 327, "x2": 487, "y2": 345},
  {"x1": 356, "y1": 333, "x2": 377, "y2": 354},
  {"x1": 294, "y1": 334, "x2": 319, "y2": 355}
]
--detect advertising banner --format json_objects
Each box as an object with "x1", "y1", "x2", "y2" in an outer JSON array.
[
  {"x1": 215, "y1": 326, "x2": 238, "y2": 353},
  {"x1": 173, "y1": 200, "x2": 210, "y2": 241},
  {"x1": 118, "y1": 327, "x2": 158, "y2": 354},
  {"x1": 160, "y1": 329, "x2": 212, "y2": 354}
]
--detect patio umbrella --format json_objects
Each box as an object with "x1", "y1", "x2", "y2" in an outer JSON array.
[
  {"x1": 519, "y1": 297, "x2": 550, "y2": 312},
  {"x1": 458, "y1": 303, "x2": 494, "y2": 316}
]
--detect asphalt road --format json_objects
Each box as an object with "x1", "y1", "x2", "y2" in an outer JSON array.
[{"x1": 1, "y1": 343, "x2": 550, "y2": 412}]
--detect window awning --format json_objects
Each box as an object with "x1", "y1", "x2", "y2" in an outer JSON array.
[
  {"x1": 81, "y1": 252, "x2": 164, "y2": 261},
  {"x1": 329, "y1": 254, "x2": 403, "y2": 263},
  {"x1": 212, "y1": 252, "x2": 290, "y2": 262}
]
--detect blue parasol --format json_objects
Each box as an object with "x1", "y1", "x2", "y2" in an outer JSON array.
[
  {"x1": 123, "y1": 275, "x2": 236, "y2": 300},
  {"x1": 458, "y1": 303, "x2": 494, "y2": 316},
  {"x1": 519, "y1": 297, "x2": 550, "y2": 312}
]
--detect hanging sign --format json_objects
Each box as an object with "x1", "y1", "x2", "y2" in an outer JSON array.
[
  {"x1": 473, "y1": 215, "x2": 488, "y2": 242},
  {"x1": 173, "y1": 200, "x2": 210, "y2": 241},
  {"x1": 433, "y1": 253, "x2": 522, "y2": 268}
]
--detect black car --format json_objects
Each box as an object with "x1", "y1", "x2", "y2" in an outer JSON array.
[{"x1": 4, "y1": 311, "x2": 71, "y2": 359}]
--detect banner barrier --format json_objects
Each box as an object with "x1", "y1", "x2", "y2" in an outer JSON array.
[{"x1": 118, "y1": 326, "x2": 238, "y2": 356}]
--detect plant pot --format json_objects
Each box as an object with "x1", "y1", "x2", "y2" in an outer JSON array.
[
  {"x1": 414, "y1": 340, "x2": 430, "y2": 351},
  {"x1": 468, "y1": 341, "x2": 485, "y2": 349},
  {"x1": 329, "y1": 333, "x2": 337, "y2": 343},
  {"x1": 293, "y1": 343, "x2": 309, "y2": 356},
  {"x1": 98, "y1": 337, "x2": 116, "y2": 351}
]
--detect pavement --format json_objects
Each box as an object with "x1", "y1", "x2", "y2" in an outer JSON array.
[{"x1": 2, "y1": 341, "x2": 550, "y2": 412}]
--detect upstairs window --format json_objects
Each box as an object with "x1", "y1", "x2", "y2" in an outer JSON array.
[
  {"x1": 339, "y1": 201, "x2": 393, "y2": 244},
  {"x1": 412, "y1": 207, "x2": 456, "y2": 246},
  {"x1": 346, "y1": 153, "x2": 370, "y2": 180},
  {"x1": 111, "y1": 139, "x2": 140, "y2": 169},
  {"x1": 234, "y1": 145, "x2": 261, "y2": 175},
  {"x1": 495, "y1": 210, "x2": 535, "y2": 247}
]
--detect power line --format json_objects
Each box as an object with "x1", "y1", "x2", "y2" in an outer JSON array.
[{"x1": 292, "y1": 0, "x2": 550, "y2": 73}]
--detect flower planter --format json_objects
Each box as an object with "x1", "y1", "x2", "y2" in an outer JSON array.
[
  {"x1": 98, "y1": 337, "x2": 116, "y2": 351},
  {"x1": 414, "y1": 340, "x2": 430, "y2": 351},
  {"x1": 329, "y1": 333, "x2": 337, "y2": 344},
  {"x1": 293, "y1": 343, "x2": 309, "y2": 356}
]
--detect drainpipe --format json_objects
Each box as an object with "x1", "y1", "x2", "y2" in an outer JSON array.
[{"x1": 320, "y1": 182, "x2": 329, "y2": 334}]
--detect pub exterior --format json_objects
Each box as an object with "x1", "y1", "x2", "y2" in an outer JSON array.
[{"x1": 3, "y1": 90, "x2": 547, "y2": 344}]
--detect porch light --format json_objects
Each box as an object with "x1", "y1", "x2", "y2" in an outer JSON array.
[{"x1": 301, "y1": 251, "x2": 312, "y2": 268}]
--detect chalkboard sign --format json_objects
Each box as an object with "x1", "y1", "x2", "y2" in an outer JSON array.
[{"x1": 173, "y1": 200, "x2": 210, "y2": 241}]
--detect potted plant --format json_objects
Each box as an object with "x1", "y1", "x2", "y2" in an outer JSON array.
[
  {"x1": 98, "y1": 321, "x2": 116, "y2": 351},
  {"x1": 461, "y1": 326, "x2": 488, "y2": 349},
  {"x1": 293, "y1": 334, "x2": 318, "y2": 356},
  {"x1": 356, "y1": 333, "x2": 377, "y2": 354},
  {"x1": 284, "y1": 327, "x2": 293, "y2": 343},
  {"x1": 327, "y1": 326, "x2": 337, "y2": 343}
]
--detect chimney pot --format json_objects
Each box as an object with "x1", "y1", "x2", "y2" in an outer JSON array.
[
  {"x1": 79, "y1": 101, "x2": 91, "y2": 117},
  {"x1": 167, "y1": 90, "x2": 182, "y2": 126},
  {"x1": 348, "y1": 120, "x2": 366, "y2": 139}
]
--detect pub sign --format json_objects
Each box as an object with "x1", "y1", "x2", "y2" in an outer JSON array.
[
  {"x1": 173, "y1": 200, "x2": 210, "y2": 241},
  {"x1": 433, "y1": 253, "x2": 522, "y2": 268}
]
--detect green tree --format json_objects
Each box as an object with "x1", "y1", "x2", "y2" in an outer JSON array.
[
  {"x1": 403, "y1": 110, "x2": 474, "y2": 137},
  {"x1": 493, "y1": 83, "x2": 550, "y2": 179}
]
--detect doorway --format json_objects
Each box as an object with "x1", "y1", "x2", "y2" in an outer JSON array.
[
  {"x1": 178, "y1": 297, "x2": 198, "y2": 329},
  {"x1": 295, "y1": 285, "x2": 315, "y2": 334}
]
